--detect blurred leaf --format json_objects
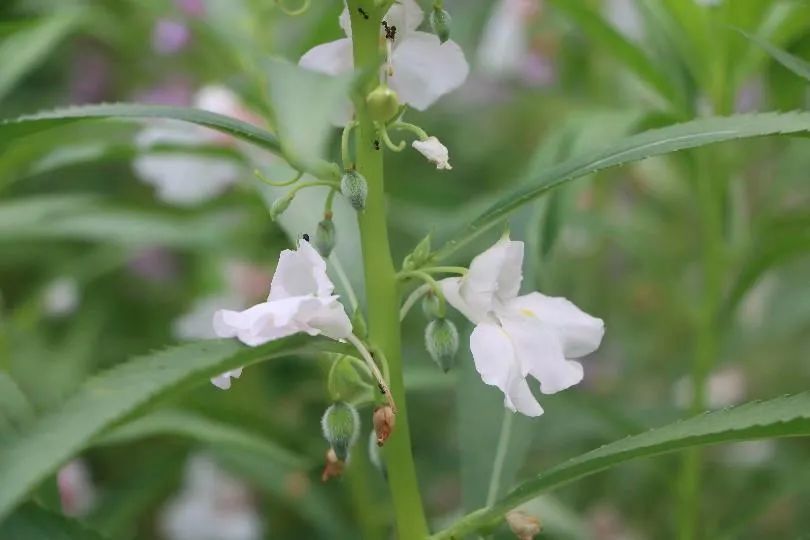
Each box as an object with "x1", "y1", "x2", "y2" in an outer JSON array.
[
  {"x1": 434, "y1": 112, "x2": 810, "y2": 261},
  {"x1": 547, "y1": 0, "x2": 680, "y2": 108},
  {"x1": 0, "y1": 195, "x2": 244, "y2": 248},
  {"x1": 97, "y1": 408, "x2": 308, "y2": 469},
  {"x1": 432, "y1": 392, "x2": 810, "y2": 539},
  {"x1": 0, "y1": 503, "x2": 109, "y2": 540},
  {"x1": 0, "y1": 9, "x2": 85, "y2": 102},
  {"x1": 263, "y1": 57, "x2": 352, "y2": 174},
  {"x1": 0, "y1": 335, "x2": 346, "y2": 521},
  {"x1": 0, "y1": 374, "x2": 35, "y2": 438},
  {"x1": 736, "y1": 28, "x2": 810, "y2": 83},
  {"x1": 0, "y1": 104, "x2": 281, "y2": 154}
]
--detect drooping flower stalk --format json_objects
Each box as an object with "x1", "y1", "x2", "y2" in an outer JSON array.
[{"x1": 346, "y1": 2, "x2": 429, "y2": 537}]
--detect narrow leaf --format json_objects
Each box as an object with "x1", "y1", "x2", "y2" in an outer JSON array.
[
  {"x1": 0, "y1": 503, "x2": 109, "y2": 540},
  {"x1": 434, "y1": 112, "x2": 810, "y2": 261},
  {"x1": 0, "y1": 336, "x2": 345, "y2": 521},
  {"x1": 431, "y1": 392, "x2": 810, "y2": 539},
  {"x1": 737, "y1": 28, "x2": 810, "y2": 83},
  {"x1": 0, "y1": 104, "x2": 281, "y2": 154}
]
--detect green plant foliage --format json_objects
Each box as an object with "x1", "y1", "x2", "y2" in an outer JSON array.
[
  {"x1": 0, "y1": 336, "x2": 345, "y2": 522},
  {"x1": 0, "y1": 503, "x2": 109, "y2": 540},
  {"x1": 737, "y1": 28, "x2": 810, "y2": 83},
  {"x1": 433, "y1": 392, "x2": 810, "y2": 539}
]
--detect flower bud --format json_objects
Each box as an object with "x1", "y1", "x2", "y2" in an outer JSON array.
[
  {"x1": 321, "y1": 401, "x2": 360, "y2": 461},
  {"x1": 421, "y1": 291, "x2": 442, "y2": 320},
  {"x1": 366, "y1": 85, "x2": 400, "y2": 123},
  {"x1": 506, "y1": 510, "x2": 542, "y2": 540},
  {"x1": 314, "y1": 217, "x2": 336, "y2": 258},
  {"x1": 321, "y1": 447, "x2": 344, "y2": 482},
  {"x1": 402, "y1": 233, "x2": 432, "y2": 270},
  {"x1": 429, "y1": 7, "x2": 451, "y2": 44},
  {"x1": 425, "y1": 318, "x2": 459, "y2": 372},
  {"x1": 373, "y1": 405, "x2": 396, "y2": 447},
  {"x1": 340, "y1": 170, "x2": 368, "y2": 211},
  {"x1": 269, "y1": 194, "x2": 293, "y2": 220}
]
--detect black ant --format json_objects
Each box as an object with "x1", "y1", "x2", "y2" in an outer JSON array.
[
  {"x1": 302, "y1": 233, "x2": 310, "y2": 242},
  {"x1": 381, "y1": 20, "x2": 397, "y2": 41},
  {"x1": 374, "y1": 139, "x2": 380, "y2": 150},
  {"x1": 358, "y1": 7, "x2": 369, "y2": 19}
]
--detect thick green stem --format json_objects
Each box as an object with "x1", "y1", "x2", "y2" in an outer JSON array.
[{"x1": 347, "y1": 2, "x2": 430, "y2": 538}]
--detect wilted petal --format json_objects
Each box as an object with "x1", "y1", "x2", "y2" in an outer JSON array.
[
  {"x1": 299, "y1": 38, "x2": 354, "y2": 76},
  {"x1": 412, "y1": 136, "x2": 452, "y2": 170},
  {"x1": 507, "y1": 292, "x2": 604, "y2": 358},
  {"x1": 459, "y1": 237, "x2": 524, "y2": 316},
  {"x1": 389, "y1": 32, "x2": 469, "y2": 110},
  {"x1": 500, "y1": 314, "x2": 584, "y2": 394},
  {"x1": 268, "y1": 240, "x2": 334, "y2": 301}
]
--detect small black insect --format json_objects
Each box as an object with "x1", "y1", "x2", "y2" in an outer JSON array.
[
  {"x1": 374, "y1": 139, "x2": 380, "y2": 150},
  {"x1": 378, "y1": 383, "x2": 386, "y2": 395},
  {"x1": 302, "y1": 233, "x2": 310, "y2": 242},
  {"x1": 381, "y1": 20, "x2": 397, "y2": 40},
  {"x1": 358, "y1": 7, "x2": 369, "y2": 19}
]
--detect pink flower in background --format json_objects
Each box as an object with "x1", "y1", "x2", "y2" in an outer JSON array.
[
  {"x1": 69, "y1": 44, "x2": 111, "y2": 104},
  {"x1": 128, "y1": 247, "x2": 181, "y2": 283},
  {"x1": 58, "y1": 460, "x2": 97, "y2": 517},
  {"x1": 174, "y1": 0, "x2": 206, "y2": 17},
  {"x1": 136, "y1": 76, "x2": 194, "y2": 106},
  {"x1": 477, "y1": 0, "x2": 543, "y2": 79},
  {"x1": 152, "y1": 19, "x2": 191, "y2": 55}
]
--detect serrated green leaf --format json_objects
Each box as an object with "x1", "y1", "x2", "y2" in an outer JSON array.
[
  {"x1": 96, "y1": 408, "x2": 307, "y2": 470},
  {"x1": 434, "y1": 112, "x2": 810, "y2": 261},
  {"x1": 0, "y1": 503, "x2": 109, "y2": 540},
  {"x1": 736, "y1": 28, "x2": 810, "y2": 83},
  {"x1": 431, "y1": 392, "x2": 810, "y2": 539},
  {"x1": 0, "y1": 335, "x2": 346, "y2": 522},
  {"x1": 0, "y1": 103, "x2": 281, "y2": 154},
  {"x1": 0, "y1": 10, "x2": 85, "y2": 102}
]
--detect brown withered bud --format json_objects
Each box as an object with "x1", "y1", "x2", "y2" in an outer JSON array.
[
  {"x1": 506, "y1": 510, "x2": 542, "y2": 540},
  {"x1": 373, "y1": 405, "x2": 396, "y2": 447},
  {"x1": 320, "y1": 448, "x2": 345, "y2": 482}
]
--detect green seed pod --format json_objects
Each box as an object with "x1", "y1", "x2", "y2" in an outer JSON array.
[
  {"x1": 314, "y1": 218, "x2": 336, "y2": 258},
  {"x1": 340, "y1": 170, "x2": 368, "y2": 211},
  {"x1": 366, "y1": 85, "x2": 400, "y2": 123},
  {"x1": 421, "y1": 291, "x2": 443, "y2": 320},
  {"x1": 430, "y1": 8, "x2": 452, "y2": 44},
  {"x1": 425, "y1": 318, "x2": 459, "y2": 373},
  {"x1": 269, "y1": 195, "x2": 293, "y2": 220},
  {"x1": 321, "y1": 401, "x2": 360, "y2": 461}
]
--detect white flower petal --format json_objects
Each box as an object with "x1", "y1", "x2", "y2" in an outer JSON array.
[
  {"x1": 440, "y1": 277, "x2": 490, "y2": 324},
  {"x1": 460, "y1": 237, "x2": 524, "y2": 316},
  {"x1": 469, "y1": 321, "x2": 515, "y2": 390},
  {"x1": 499, "y1": 314, "x2": 584, "y2": 395},
  {"x1": 339, "y1": 5, "x2": 352, "y2": 36},
  {"x1": 412, "y1": 136, "x2": 451, "y2": 170},
  {"x1": 194, "y1": 85, "x2": 241, "y2": 116},
  {"x1": 476, "y1": 0, "x2": 531, "y2": 76},
  {"x1": 303, "y1": 299, "x2": 353, "y2": 340},
  {"x1": 268, "y1": 240, "x2": 334, "y2": 301},
  {"x1": 213, "y1": 299, "x2": 310, "y2": 346},
  {"x1": 503, "y1": 374, "x2": 544, "y2": 417},
  {"x1": 506, "y1": 292, "x2": 604, "y2": 358},
  {"x1": 384, "y1": 0, "x2": 424, "y2": 40},
  {"x1": 389, "y1": 32, "x2": 469, "y2": 110},
  {"x1": 299, "y1": 38, "x2": 354, "y2": 76},
  {"x1": 210, "y1": 368, "x2": 243, "y2": 390}
]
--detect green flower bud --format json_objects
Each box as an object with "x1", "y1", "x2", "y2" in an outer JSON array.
[
  {"x1": 321, "y1": 401, "x2": 360, "y2": 461},
  {"x1": 340, "y1": 170, "x2": 368, "y2": 211},
  {"x1": 402, "y1": 233, "x2": 432, "y2": 270},
  {"x1": 421, "y1": 291, "x2": 442, "y2": 320},
  {"x1": 366, "y1": 85, "x2": 400, "y2": 123},
  {"x1": 425, "y1": 318, "x2": 459, "y2": 373},
  {"x1": 430, "y1": 7, "x2": 451, "y2": 44},
  {"x1": 269, "y1": 194, "x2": 293, "y2": 220},
  {"x1": 314, "y1": 217, "x2": 336, "y2": 258}
]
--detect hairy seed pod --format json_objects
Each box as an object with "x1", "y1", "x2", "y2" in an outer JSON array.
[
  {"x1": 340, "y1": 170, "x2": 368, "y2": 211},
  {"x1": 314, "y1": 218, "x2": 336, "y2": 258},
  {"x1": 321, "y1": 401, "x2": 360, "y2": 461},
  {"x1": 425, "y1": 318, "x2": 459, "y2": 372},
  {"x1": 430, "y1": 8, "x2": 451, "y2": 44},
  {"x1": 421, "y1": 291, "x2": 443, "y2": 320}
]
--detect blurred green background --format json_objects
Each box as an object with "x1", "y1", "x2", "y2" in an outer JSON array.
[{"x1": 0, "y1": 0, "x2": 808, "y2": 539}]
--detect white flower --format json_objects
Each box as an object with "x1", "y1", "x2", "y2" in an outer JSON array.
[
  {"x1": 412, "y1": 136, "x2": 452, "y2": 170},
  {"x1": 477, "y1": 0, "x2": 540, "y2": 77},
  {"x1": 299, "y1": 0, "x2": 469, "y2": 112},
  {"x1": 57, "y1": 459, "x2": 96, "y2": 517},
  {"x1": 441, "y1": 237, "x2": 604, "y2": 416},
  {"x1": 133, "y1": 85, "x2": 249, "y2": 206},
  {"x1": 159, "y1": 454, "x2": 263, "y2": 540},
  {"x1": 42, "y1": 277, "x2": 80, "y2": 317},
  {"x1": 211, "y1": 240, "x2": 352, "y2": 388}
]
